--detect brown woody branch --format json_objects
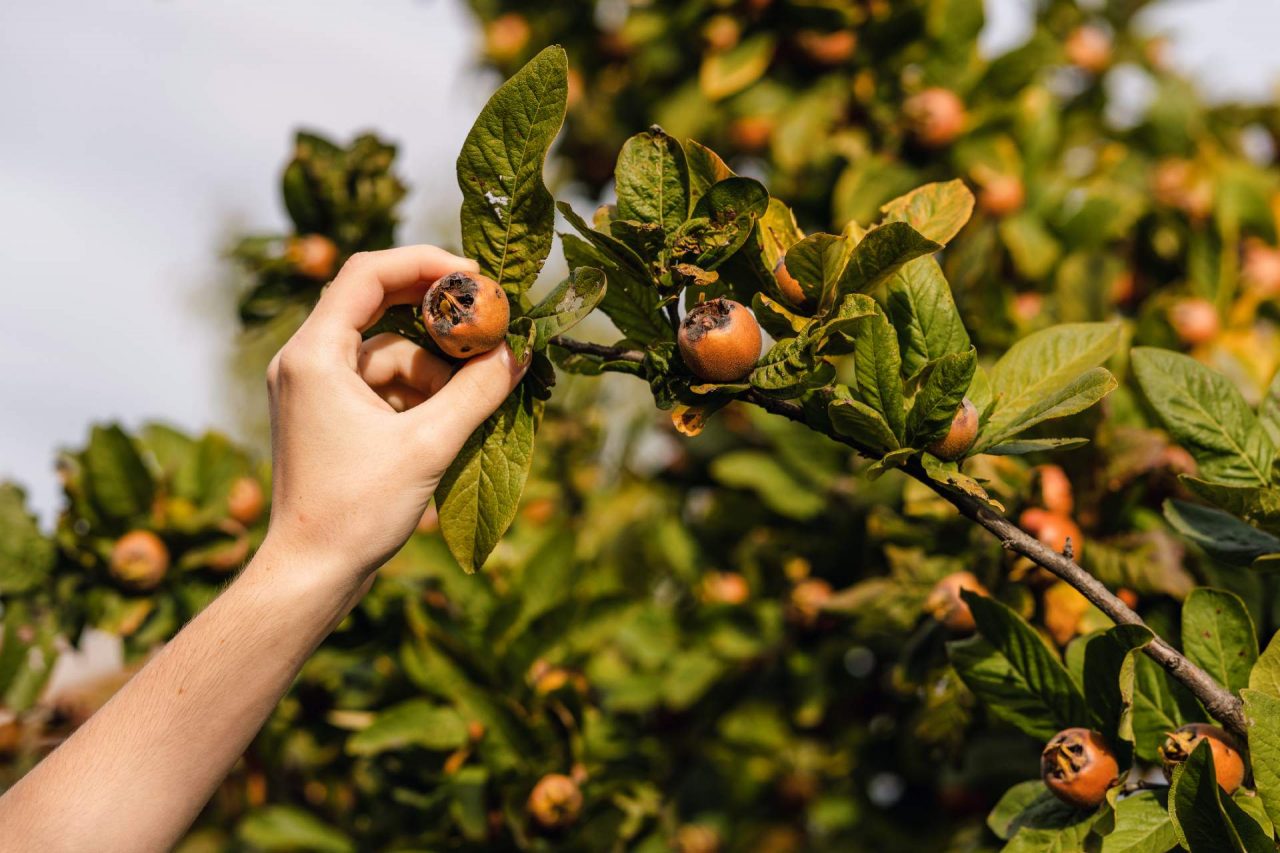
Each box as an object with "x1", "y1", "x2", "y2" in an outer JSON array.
[{"x1": 550, "y1": 334, "x2": 1248, "y2": 739}]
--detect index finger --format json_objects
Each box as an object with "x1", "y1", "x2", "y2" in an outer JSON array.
[{"x1": 307, "y1": 246, "x2": 479, "y2": 342}]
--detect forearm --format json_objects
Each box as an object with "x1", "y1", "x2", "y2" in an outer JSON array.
[{"x1": 0, "y1": 542, "x2": 363, "y2": 853}]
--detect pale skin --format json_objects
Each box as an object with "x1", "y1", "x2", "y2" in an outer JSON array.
[{"x1": 0, "y1": 246, "x2": 527, "y2": 852}]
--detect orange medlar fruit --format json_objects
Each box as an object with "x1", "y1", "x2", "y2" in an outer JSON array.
[
  {"x1": 772, "y1": 258, "x2": 810, "y2": 310},
  {"x1": 285, "y1": 234, "x2": 339, "y2": 280},
  {"x1": 1160, "y1": 724, "x2": 1246, "y2": 794},
  {"x1": 1243, "y1": 239, "x2": 1280, "y2": 296},
  {"x1": 788, "y1": 578, "x2": 833, "y2": 627},
  {"x1": 924, "y1": 571, "x2": 988, "y2": 633},
  {"x1": 699, "y1": 571, "x2": 750, "y2": 605},
  {"x1": 1168, "y1": 297, "x2": 1220, "y2": 347},
  {"x1": 1019, "y1": 508, "x2": 1084, "y2": 559},
  {"x1": 702, "y1": 14, "x2": 741, "y2": 52},
  {"x1": 904, "y1": 88, "x2": 966, "y2": 148},
  {"x1": 1064, "y1": 25, "x2": 1113, "y2": 74},
  {"x1": 1041, "y1": 728, "x2": 1120, "y2": 809},
  {"x1": 109, "y1": 530, "x2": 170, "y2": 591},
  {"x1": 483, "y1": 12, "x2": 531, "y2": 64},
  {"x1": 227, "y1": 476, "x2": 266, "y2": 525},
  {"x1": 978, "y1": 175, "x2": 1025, "y2": 217},
  {"x1": 678, "y1": 298, "x2": 762, "y2": 383},
  {"x1": 1032, "y1": 465, "x2": 1074, "y2": 516},
  {"x1": 675, "y1": 823, "x2": 722, "y2": 853},
  {"x1": 926, "y1": 398, "x2": 978, "y2": 460},
  {"x1": 795, "y1": 29, "x2": 856, "y2": 65},
  {"x1": 422, "y1": 271, "x2": 511, "y2": 359},
  {"x1": 527, "y1": 773, "x2": 583, "y2": 830},
  {"x1": 728, "y1": 115, "x2": 775, "y2": 152}
]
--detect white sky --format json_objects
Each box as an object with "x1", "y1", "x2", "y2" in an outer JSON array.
[{"x1": 2, "y1": 0, "x2": 1279, "y2": 521}]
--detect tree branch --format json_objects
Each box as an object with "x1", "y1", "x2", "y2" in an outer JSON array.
[{"x1": 550, "y1": 335, "x2": 1249, "y2": 739}]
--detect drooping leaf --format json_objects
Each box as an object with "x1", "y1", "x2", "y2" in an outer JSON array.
[
  {"x1": 828, "y1": 398, "x2": 900, "y2": 455},
  {"x1": 457, "y1": 45, "x2": 567, "y2": 298},
  {"x1": 561, "y1": 229, "x2": 669, "y2": 344},
  {"x1": 1083, "y1": 624, "x2": 1152, "y2": 744},
  {"x1": 1132, "y1": 347, "x2": 1275, "y2": 487},
  {"x1": 1127, "y1": 652, "x2": 1204, "y2": 762}
]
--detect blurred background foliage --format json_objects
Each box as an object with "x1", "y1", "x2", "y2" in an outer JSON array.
[{"x1": 5, "y1": 0, "x2": 1280, "y2": 850}]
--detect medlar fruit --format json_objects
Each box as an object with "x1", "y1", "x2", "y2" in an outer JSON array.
[
  {"x1": 285, "y1": 234, "x2": 339, "y2": 280},
  {"x1": 924, "y1": 571, "x2": 988, "y2": 632},
  {"x1": 1019, "y1": 508, "x2": 1084, "y2": 559},
  {"x1": 1041, "y1": 728, "x2": 1119, "y2": 809},
  {"x1": 904, "y1": 88, "x2": 966, "y2": 148},
  {"x1": 422, "y1": 271, "x2": 511, "y2": 359},
  {"x1": 1169, "y1": 297, "x2": 1220, "y2": 347},
  {"x1": 1032, "y1": 465, "x2": 1074, "y2": 516},
  {"x1": 978, "y1": 175, "x2": 1025, "y2": 217},
  {"x1": 527, "y1": 773, "x2": 583, "y2": 830},
  {"x1": 678, "y1": 298, "x2": 762, "y2": 383},
  {"x1": 109, "y1": 530, "x2": 170, "y2": 591},
  {"x1": 926, "y1": 398, "x2": 978, "y2": 460},
  {"x1": 772, "y1": 258, "x2": 810, "y2": 310},
  {"x1": 1064, "y1": 25, "x2": 1113, "y2": 74},
  {"x1": 1160, "y1": 724, "x2": 1246, "y2": 794},
  {"x1": 227, "y1": 476, "x2": 266, "y2": 525}
]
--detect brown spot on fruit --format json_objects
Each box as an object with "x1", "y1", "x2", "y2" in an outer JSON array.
[
  {"x1": 1041, "y1": 728, "x2": 1120, "y2": 809},
  {"x1": 1160, "y1": 724, "x2": 1246, "y2": 794},
  {"x1": 527, "y1": 773, "x2": 583, "y2": 830},
  {"x1": 678, "y1": 298, "x2": 762, "y2": 383},
  {"x1": 285, "y1": 234, "x2": 339, "y2": 280},
  {"x1": 904, "y1": 88, "x2": 966, "y2": 148},
  {"x1": 924, "y1": 571, "x2": 988, "y2": 633},
  {"x1": 926, "y1": 398, "x2": 978, "y2": 460},
  {"x1": 227, "y1": 476, "x2": 265, "y2": 525},
  {"x1": 422, "y1": 271, "x2": 511, "y2": 359},
  {"x1": 109, "y1": 530, "x2": 170, "y2": 591}
]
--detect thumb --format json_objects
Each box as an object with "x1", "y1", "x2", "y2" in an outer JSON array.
[{"x1": 411, "y1": 344, "x2": 528, "y2": 461}]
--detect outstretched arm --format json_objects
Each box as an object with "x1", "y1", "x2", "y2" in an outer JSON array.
[{"x1": 0, "y1": 246, "x2": 526, "y2": 852}]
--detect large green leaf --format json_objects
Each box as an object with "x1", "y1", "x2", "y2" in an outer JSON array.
[
  {"x1": 906, "y1": 349, "x2": 976, "y2": 447},
  {"x1": 457, "y1": 45, "x2": 567, "y2": 297},
  {"x1": 346, "y1": 699, "x2": 468, "y2": 756},
  {"x1": 1132, "y1": 347, "x2": 1275, "y2": 487},
  {"x1": 1169, "y1": 740, "x2": 1271, "y2": 852},
  {"x1": 828, "y1": 398, "x2": 900, "y2": 454},
  {"x1": 683, "y1": 139, "x2": 735, "y2": 208},
  {"x1": 1163, "y1": 499, "x2": 1280, "y2": 566},
  {"x1": 879, "y1": 179, "x2": 975, "y2": 245},
  {"x1": 615, "y1": 126, "x2": 690, "y2": 233},
  {"x1": 885, "y1": 256, "x2": 971, "y2": 380},
  {"x1": 1100, "y1": 790, "x2": 1179, "y2": 853},
  {"x1": 948, "y1": 594, "x2": 1087, "y2": 740},
  {"x1": 0, "y1": 484, "x2": 54, "y2": 595},
  {"x1": 975, "y1": 323, "x2": 1121, "y2": 452},
  {"x1": 1181, "y1": 588, "x2": 1257, "y2": 695},
  {"x1": 1243, "y1": 688, "x2": 1280, "y2": 831},
  {"x1": 835, "y1": 222, "x2": 941, "y2": 300},
  {"x1": 436, "y1": 384, "x2": 540, "y2": 572}
]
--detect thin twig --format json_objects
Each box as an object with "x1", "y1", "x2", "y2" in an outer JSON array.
[{"x1": 550, "y1": 335, "x2": 1249, "y2": 739}]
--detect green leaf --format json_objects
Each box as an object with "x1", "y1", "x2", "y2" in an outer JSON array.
[
  {"x1": 1163, "y1": 499, "x2": 1280, "y2": 566},
  {"x1": 984, "y1": 438, "x2": 1090, "y2": 456},
  {"x1": 906, "y1": 349, "x2": 976, "y2": 446},
  {"x1": 1243, "y1": 688, "x2": 1280, "y2": 831},
  {"x1": 1181, "y1": 588, "x2": 1257, "y2": 696},
  {"x1": 698, "y1": 33, "x2": 776, "y2": 100},
  {"x1": 948, "y1": 594, "x2": 1087, "y2": 740},
  {"x1": 1169, "y1": 740, "x2": 1270, "y2": 852},
  {"x1": 1259, "y1": 368, "x2": 1280, "y2": 448},
  {"x1": 828, "y1": 398, "x2": 900, "y2": 454},
  {"x1": 852, "y1": 306, "x2": 907, "y2": 442},
  {"x1": 457, "y1": 45, "x2": 567, "y2": 298},
  {"x1": 879, "y1": 179, "x2": 976, "y2": 245},
  {"x1": 1179, "y1": 479, "x2": 1280, "y2": 535},
  {"x1": 561, "y1": 229, "x2": 669, "y2": 344},
  {"x1": 1000, "y1": 213, "x2": 1062, "y2": 280},
  {"x1": 616, "y1": 126, "x2": 690, "y2": 233},
  {"x1": 526, "y1": 267, "x2": 607, "y2": 345},
  {"x1": 1132, "y1": 347, "x2": 1275, "y2": 487},
  {"x1": 0, "y1": 484, "x2": 54, "y2": 595},
  {"x1": 1252, "y1": 631, "x2": 1280, "y2": 698},
  {"x1": 709, "y1": 451, "x2": 827, "y2": 520},
  {"x1": 975, "y1": 323, "x2": 1122, "y2": 452},
  {"x1": 1083, "y1": 624, "x2": 1152, "y2": 744},
  {"x1": 757, "y1": 197, "x2": 805, "y2": 270},
  {"x1": 84, "y1": 424, "x2": 155, "y2": 522},
  {"x1": 346, "y1": 699, "x2": 468, "y2": 755},
  {"x1": 683, "y1": 139, "x2": 735, "y2": 209},
  {"x1": 987, "y1": 781, "x2": 1051, "y2": 841},
  {"x1": 238, "y1": 806, "x2": 354, "y2": 853},
  {"x1": 436, "y1": 384, "x2": 539, "y2": 572},
  {"x1": 1128, "y1": 653, "x2": 1204, "y2": 762},
  {"x1": 781, "y1": 233, "x2": 845, "y2": 308},
  {"x1": 1099, "y1": 790, "x2": 1179, "y2": 853},
  {"x1": 885, "y1": 256, "x2": 971, "y2": 380},
  {"x1": 835, "y1": 222, "x2": 941, "y2": 301}
]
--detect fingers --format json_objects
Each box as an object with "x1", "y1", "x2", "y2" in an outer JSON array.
[
  {"x1": 357, "y1": 334, "x2": 453, "y2": 405},
  {"x1": 307, "y1": 246, "x2": 479, "y2": 348},
  {"x1": 409, "y1": 344, "x2": 529, "y2": 458}
]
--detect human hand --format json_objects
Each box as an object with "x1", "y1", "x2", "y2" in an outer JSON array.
[{"x1": 261, "y1": 245, "x2": 526, "y2": 583}]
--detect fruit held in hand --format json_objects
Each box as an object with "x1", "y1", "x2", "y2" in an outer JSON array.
[
  {"x1": 1160, "y1": 724, "x2": 1245, "y2": 794},
  {"x1": 926, "y1": 398, "x2": 978, "y2": 460},
  {"x1": 109, "y1": 530, "x2": 170, "y2": 591},
  {"x1": 772, "y1": 258, "x2": 810, "y2": 309},
  {"x1": 924, "y1": 571, "x2": 988, "y2": 632},
  {"x1": 422, "y1": 271, "x2": 511, "y2": 359},
  {"x1": 227, "y1": 476, "x2": 266, "y2": 525},
  {"x1": 904, "y1": 88, "x2": 966, "y2": 148},
  {"x1": 527, "y1": 773, "x2": 583, "y2": 829},
  {"x1": 678, "y1": 298, "x2": 762, "y2": 382},
  {"x1": 285, "y1": 234, "x2": 339, "y2": 280},
  {"x1": 1041, "y1": 728, "x2": 1119, "y2": 809},
  {"x1": 1169, "y1": 297, "x2": 1220, "y2": 347}
]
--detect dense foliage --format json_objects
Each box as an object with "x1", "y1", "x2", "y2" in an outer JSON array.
[{"x1": 6, "y1": 2, "x2": 1280, "y2": 851}]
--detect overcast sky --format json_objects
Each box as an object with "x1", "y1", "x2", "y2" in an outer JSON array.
[{"x1": 2, "y1": 0, "x2": 1279, "y2": 522}]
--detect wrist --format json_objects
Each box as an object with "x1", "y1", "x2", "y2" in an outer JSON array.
[{"x1": 244, "y1": 533, "x2": 370, "y2": 615}]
